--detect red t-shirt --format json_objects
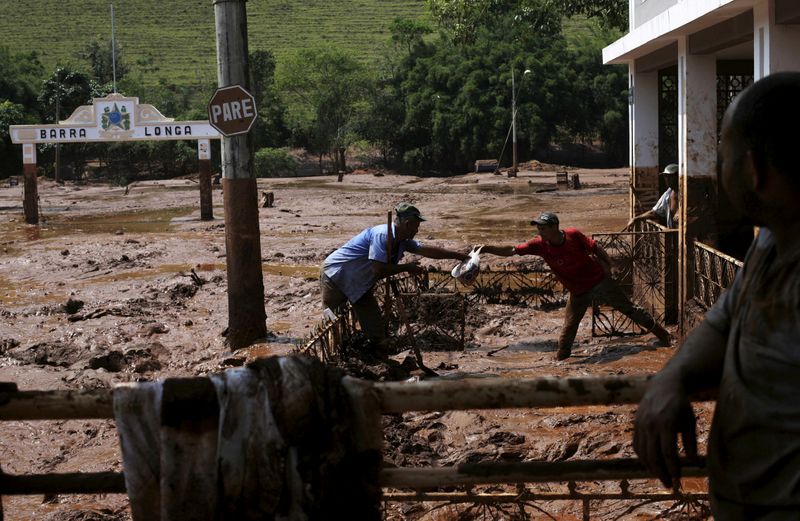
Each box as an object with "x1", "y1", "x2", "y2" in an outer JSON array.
[{"x1": 514, "y1": 228, "x2": 605, "y2": 295}]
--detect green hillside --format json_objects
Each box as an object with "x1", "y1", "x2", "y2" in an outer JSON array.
[{"x1": 0, "y1": 0, "x2": 429, "y2": 86}]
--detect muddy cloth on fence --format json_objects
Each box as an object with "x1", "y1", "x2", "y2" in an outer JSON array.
[{"x1": 113, "y1": 355, "x2": 381, "y2": 521}]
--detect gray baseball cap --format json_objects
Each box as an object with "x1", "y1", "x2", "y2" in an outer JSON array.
[{"x1": 530, "y1": 212, "x2": 559, "y2": 226}]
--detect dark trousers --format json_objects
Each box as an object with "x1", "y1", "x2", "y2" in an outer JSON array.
[
  {"x1": 320, "y1": 271, "x2": 385, "y2": 341},
  {"x1": 559, "y1": 276, "x2": 660, "y2": 351}
]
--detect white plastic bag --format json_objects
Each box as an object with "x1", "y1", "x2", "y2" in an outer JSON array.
[{"x1": 451, "y1": 247, "x2": 482, "y2": 285}]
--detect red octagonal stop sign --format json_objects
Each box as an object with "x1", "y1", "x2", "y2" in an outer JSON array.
[{"x1": 207, "y1": 85, "x2": 258, "y2": 137}]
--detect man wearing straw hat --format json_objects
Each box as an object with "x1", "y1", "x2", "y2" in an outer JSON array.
[
  {"x1": 320, "y1": 202, "x2": 468, "y2": 354},
  {"x1": 626, "y1": 163, "x2": 680, "y2": 229},
  {"x1": 480, "y1": 211, "x2": 672, "y2": 361}
]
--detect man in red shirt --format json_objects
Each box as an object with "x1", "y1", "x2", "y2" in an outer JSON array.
[{"x1": 481, "y1": 212, "x2": 671, "y2": 360}]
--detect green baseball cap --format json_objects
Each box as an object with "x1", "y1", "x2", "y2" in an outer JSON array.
[{"x1": 395, "y1": 202, "x2": 426, "y2": 221}]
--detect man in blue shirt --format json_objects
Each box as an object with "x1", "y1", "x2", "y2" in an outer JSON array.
[{"x1": 321, "y1": 202, "x2": 469, "y2": 351}]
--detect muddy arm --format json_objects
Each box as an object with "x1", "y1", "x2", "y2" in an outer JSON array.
[
  {"x1": 477, "y1": 245, "x2": 516, "y2": 257},
  {"x1": 411, "y1": 245, "x2": 469, "y2": 262},
  {"x1": 371, "y1": 259, "x2": 422, "y2": 279}
]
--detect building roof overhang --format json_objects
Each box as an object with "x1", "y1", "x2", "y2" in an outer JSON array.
[{"x1": 603, "y1": 0, "x2": 755, "y2": 65}]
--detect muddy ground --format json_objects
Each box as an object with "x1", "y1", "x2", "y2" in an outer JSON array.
[{"x1": 0, "y1": 166, "x2": 713, "y2": 520}]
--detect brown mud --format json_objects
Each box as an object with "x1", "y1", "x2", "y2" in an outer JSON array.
[{"x1": 0, "y1": 167, "x2": 712, "y2": 520}]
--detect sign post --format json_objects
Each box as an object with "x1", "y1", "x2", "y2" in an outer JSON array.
[{"x1": 212, "y1": 0, "x2": 267, "y2": 349}]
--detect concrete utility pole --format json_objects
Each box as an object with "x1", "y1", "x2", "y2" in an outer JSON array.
[
  {"x1": 213, "y1": 0, "x2": 267, "y2": 348},
  {"x1": 510, "y1": 68, "x2": 531, "y2": 178}
]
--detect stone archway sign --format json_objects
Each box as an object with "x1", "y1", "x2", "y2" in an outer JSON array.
[{"x1": 9, "y1": 93, "x2": 222, "y2": 224}]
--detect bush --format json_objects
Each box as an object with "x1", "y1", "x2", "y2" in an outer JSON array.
[{"x1": 254, "y1": 147, "x2": 297, "y2": 178}]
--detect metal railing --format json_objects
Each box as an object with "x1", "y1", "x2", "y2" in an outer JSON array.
[
  {"x1": 692, "y1": 241, "x2": 743, "y2": 310},
  {"x1": 0, "y1": 376, "x2": 711, "y2": 520}
]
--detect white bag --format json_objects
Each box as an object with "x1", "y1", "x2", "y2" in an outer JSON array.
[{"x1": 451, "y1": 247, "x2": 482, "y2": 285}]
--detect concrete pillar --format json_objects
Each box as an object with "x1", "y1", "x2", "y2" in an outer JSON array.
[
  {"x1": 754, "y1": 0, "x2": 800, "y2": 79},
  {"x1": 22, "y1": 144, "x2": 38, "y2": 225},
  {"x1": 198, "y1": 139, "x2": 213, "y2": 221},
  {"x1": 629, "y1": 65, "x2": 660, "y2": 218},
  {"x1": 214, "y1": 0, "x2": 267, "y2": 348},
  {"x1": 677, "y1": 37, "x2": 717, "y2": 318}
]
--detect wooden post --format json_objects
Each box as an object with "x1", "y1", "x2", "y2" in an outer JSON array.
[
  {"x1": 213, "y1": 0, "x2": 267, "y2": 348},
  {"x1": 380, "y1": 457, "x2": 707, "y2": 489},
  {"x1": 341, "y1": 377, "x2": 382, "y2": 455},
  {"x1": 22, "y1": 144, "x2": 38, "y2": 225},
  {"x1": 198, "y1": 139, "x2": 213, "y2": 221},
  {"x1": 376, "y1": 375, "x2": 653, "y2": 413},
  {"x1": 384, "y1": 211, "x2": 393, "y2": 335},
  {"x1": 0, "y1": 376, "x2": 717, "y2": 421}
]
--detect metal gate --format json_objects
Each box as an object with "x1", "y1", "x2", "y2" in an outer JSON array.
[{"x1": 592, "y1": 225, "x2": 678, "y2": 337}]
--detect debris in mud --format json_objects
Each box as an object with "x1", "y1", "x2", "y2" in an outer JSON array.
[
  {"x1": 487, "y1": 431, "x2": 525, "y2": 445},
  {"x1": 169, "y1": 282, "x2": 199, "y2": 300},
  {"x1": 0, "y1": 338, "x2": 20, "y2": 354},
  {"x1": 141, "y1": 323, "x2": 169, "y2": 336},
  {"x1": 41, "y1": 507, "x2": 129, "y2": 521},
  {"x1": 63, "y1": 297, "x2": 85, "y2": 314},
  {"x1": 9, "y1": 341, "x2": 88, "y2": 367},
  {"x1": 88, "y1": 350, "x2": 125, "y2": 372}
]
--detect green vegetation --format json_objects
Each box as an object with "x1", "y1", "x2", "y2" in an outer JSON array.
[
  {"x1": 254, "y1": 147, "x2": 297, "y2": 178},
  {"x1": 0, "y1": 0, "x2": 430, "y2": 87},
  {"x1": 0, "y1": 0, "x2": 629, "y2": 179}
]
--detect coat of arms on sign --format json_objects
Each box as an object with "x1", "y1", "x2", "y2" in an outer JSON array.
[{"x1": 101, "y1": 103, "x2": 131, "y2": 131}]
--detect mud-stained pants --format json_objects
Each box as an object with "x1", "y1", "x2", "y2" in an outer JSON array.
[
  {"x1": 558, "y1": 276, "x2": 660, "y2": 351},
  {"x1": 320, "y1": 271, "x2": 385, "y2": 341}
]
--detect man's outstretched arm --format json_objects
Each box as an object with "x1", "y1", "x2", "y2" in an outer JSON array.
[
  {"x1": 633, "y1": 320, "x2": 727, "y2": 488},
  {"x1": 478, "y1": 245, "x2": 516, "y2": 257},
  {"x1": 412, "y1": 245, "x2": 469, "y2": 262}
]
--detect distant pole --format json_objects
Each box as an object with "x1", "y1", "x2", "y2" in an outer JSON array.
[
  {"x1": 110, "y1": 3, "x2": 117, "y2": 93},
  {"x1": 511, "y1": 68, "x2": 531, "y2": 178},
  {"x1": 54, "y1": 90, "x2": 60, "y2": 183},
  {"x1": 511, "y1": 68, "x2": 518, "y2": 177},
  {"x1": 213, "y1": 0, "x2": 267, "y2": 349}
]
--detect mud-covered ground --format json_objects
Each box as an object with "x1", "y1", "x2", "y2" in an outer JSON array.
[{"x1": 0, "y1": 167, "x2": 713, "y2": 520}]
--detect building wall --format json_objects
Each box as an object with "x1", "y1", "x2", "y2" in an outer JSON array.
[{"x1": 633, "y1": 0, "x2": 679, "y2": 28}]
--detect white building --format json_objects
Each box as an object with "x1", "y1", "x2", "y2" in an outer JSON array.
[{"x1": 604, "y1": 0, "x2": 800, "y2": 315}]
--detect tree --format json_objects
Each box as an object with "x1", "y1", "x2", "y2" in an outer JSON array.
[
  {"x1": 249, "y1": 50, "x2": 288, "y2": 150},
  {"x1": 427, "y1": 0, "x2": 628, "y2": 43},
  {"x1": 389, "y1": 18, "x2": 433, "y2": 54},
  {"x1": 39, "y1": 67, "x2": 102, "y2": 122},
  {"x1": 37, "y1": 67, "x2": 108, "y2": 180},
  {"x1": 0, "y1": 47, "x2": 45, "y2": 110},
  {"x1": 0, "y1": 48, "x2": 45, "y2": 178},
  {"x1": 0, "y1": 100, "x2": 28, "y2": 178},
  {"x1": 77, "y1": 38, "x2": 129, "y2": 87},
  {"x1": 277, "y1": 45, "x2": 369, "y2": 173},
  {"x1": 391, "y1": 4, "x2": 573, "y2": 172},
  {"x1": 549, "y1": 0, "x2": 628, "y2": 31}
]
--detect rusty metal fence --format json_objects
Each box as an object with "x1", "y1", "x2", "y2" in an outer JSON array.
[
  {"x1": 692, "y1": 241, "x2": 743, "y2": 310},
  {"x1": 592, "y1": 222, "x2": 678, "y2": 338},
  {"x1": 303, "y1": 225, "x2": 683, "y2": 358},
  {"x1": 303, "y1": 266, "x2": 568, "y2": 361}
]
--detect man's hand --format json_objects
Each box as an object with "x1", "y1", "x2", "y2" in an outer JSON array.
[
  {"x1": 633, "y1": 372, "x2": 698, "y2": 488},
  {"x1": 404, "y1": 261, "x2": 425, "y2": 275}
]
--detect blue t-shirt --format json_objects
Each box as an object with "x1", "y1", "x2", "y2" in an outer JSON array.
[{"x1": 323, "y1": 223, "x2": 421, "y2": 302}]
